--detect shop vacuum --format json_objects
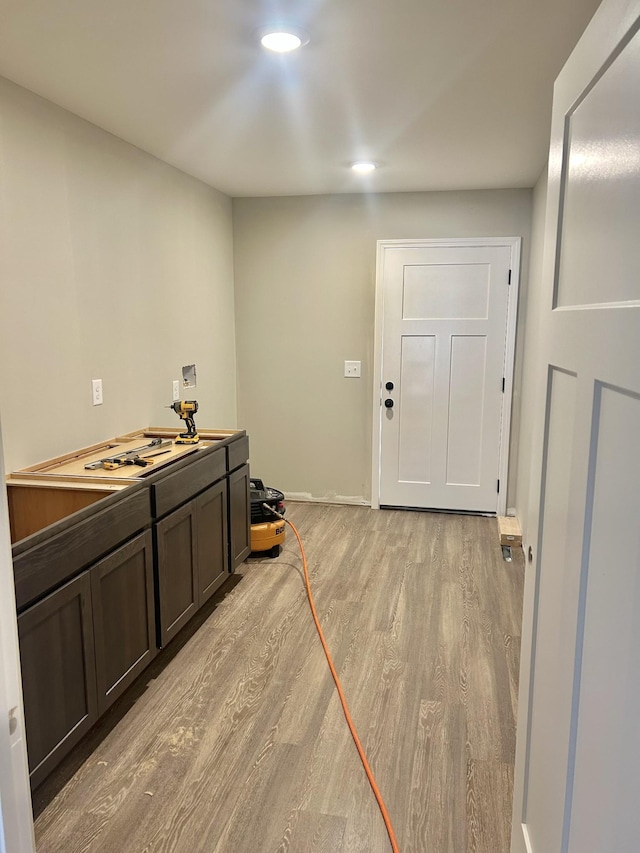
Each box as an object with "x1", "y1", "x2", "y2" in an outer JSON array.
[{"x1": 250, "y1": 478, "x2": 286, "y2": 557}]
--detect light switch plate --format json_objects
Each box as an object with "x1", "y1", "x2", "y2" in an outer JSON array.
[
  {"x1": 172, "y1": 380, "x2": 180, "y2": 402},
  {"x1": 344, "y1": 360, "x2": 361, "y2": 378}
]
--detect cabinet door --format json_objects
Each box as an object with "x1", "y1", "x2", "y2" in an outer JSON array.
[
  {"x1": 196, "y1": 481, "x2": 228, "y2": 605},
  {"x1": 18, "y1": 571, "x2": 97, "y2": 789},
  {"x1": 154, "y1": 502, "x2": 198, "y2": 647},
  {"x1": 91, "y1": 531, "x2": 157, "y2": 715},
  {"x1": 228, "y1": 463, "x2": 251, "y2": 571}
]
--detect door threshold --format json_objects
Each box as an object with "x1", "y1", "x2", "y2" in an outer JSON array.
[{"x1": 379, "y1": 505, "x2": 496, "y2": 517}]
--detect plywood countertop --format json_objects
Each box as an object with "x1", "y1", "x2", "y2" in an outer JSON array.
[{"x1": 7, "y1": 427, "x2": 242, "y2": 488}]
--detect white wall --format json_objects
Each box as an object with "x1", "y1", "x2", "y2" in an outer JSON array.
[
  {"x1": 0, "y1": 77, "x2": 237, "y2": 473},
  {"x1": 514, "y1": 167, "x2": 548, "y2": 542},
  {"x1": 233, "y1": 190, "x2": 532, "y2": 503}
]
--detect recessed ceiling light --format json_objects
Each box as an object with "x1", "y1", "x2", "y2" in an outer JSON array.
[
  {"x1": 351, "y1": 161, "x2": 377, "y2": 173},
  {"x1": 259, "y1": 26, "x2": 310, "y2": 53}
]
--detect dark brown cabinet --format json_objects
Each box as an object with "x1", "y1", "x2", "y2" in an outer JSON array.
[
  {"x1": 11, "y1": 429, "x2": 250, "y2": 788},
  {"x1": 155, "y1": 480, "x2": 230, "y2": 646},
  {"x1": 228, "y1": 463, "x2": 251, "y2": 570},
  {"x1": 155, "y1": 502, "x2": 198, "y2": 647},
  {"x1": 18, "y1": 530, "x2": 157, "y2": 788},
  {"x1": 196, "y1": 480, "x2": 228, "y2": 605},
  {"x1": 91, "y1": 531, "x2": 156, "y2": 715},
  {"x1": 18, "y1": 571, "x2": 98, "y2": 790}
]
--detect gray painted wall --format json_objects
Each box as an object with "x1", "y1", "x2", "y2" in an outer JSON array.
[
  {"x1": 0, "y1": 77, "x2": 237, "y2": 473},
  {"x1": 233, "y1": 190, "x2": 532, "y2": 504},
  {"x1": 0, "y1": 72, "x2": 535, "y2": 512}
]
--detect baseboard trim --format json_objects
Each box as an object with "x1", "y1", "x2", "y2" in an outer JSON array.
[{"x1": 284, "y1": 492, "x2": 370, "y2": 507}]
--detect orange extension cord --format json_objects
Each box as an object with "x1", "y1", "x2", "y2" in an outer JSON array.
[{"x1": 264, "y1": 506, "x2": 400, "y2": 853}]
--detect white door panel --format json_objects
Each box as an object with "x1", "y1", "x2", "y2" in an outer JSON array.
[
  {"x1": 513, "y1": 2, "x2": 640, "y2": 851},
  {"x1": 397, "y1": 335, "x2": 435, "y2": 484},
  {"x1": 524, "y1": 368, "x2": 580, "y2": 853},
  {"x1": 556, "y1": 28, "x2": 640, "y2": 309},
  {"x1": 568, "y1": 383, "x2": 640, "y2": 853},
  {"x1": 375, "y1": 241, "x2": 518, "y2": 513},
  {"x1": 447, "y1": 335, "x2": 487, "y2": 486}
]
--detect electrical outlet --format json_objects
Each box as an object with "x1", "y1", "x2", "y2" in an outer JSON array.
[
  {"x1": 172, "y1": 380, "x2": 180, "y2": 402},
  {"x1": 91, "y1": 379, "x2": 103, "y2": 406},
  {"x1": 344, "y1": 360, "x2": 361, "y2": 378}
]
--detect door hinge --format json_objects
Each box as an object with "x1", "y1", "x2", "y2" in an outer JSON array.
[
  {"x1": 502, "y1": 377, "x2": 506, "y2": 392},
  {"x1": 508, "y1": 269, "x2": 512, "y2": 285},
  {"x1": 497, "y1": 479, "x2": 500, "y2": 494}
]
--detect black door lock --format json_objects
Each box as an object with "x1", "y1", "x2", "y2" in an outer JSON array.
[
  {"x1": 385, "y1": 381, "x2": 394, "y2": 391},
  {"x1": 384, "y1": 399, "x2": 394, "y2": 408}
]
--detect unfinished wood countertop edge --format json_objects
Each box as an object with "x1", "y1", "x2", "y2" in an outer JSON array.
[
  {"x1": 6, "y1": 474, "x2": 130, "y2": 491},
  {"x1": 116, "y1": 427, "x2": 243, "y2": 441},
  {"x1": 8, "y1": 428, "x2": 246, "y2": 483}
]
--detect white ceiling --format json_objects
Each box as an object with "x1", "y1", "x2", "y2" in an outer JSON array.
[{"x1": 0, "y1": 0, "x2": 601, "y2": 197}]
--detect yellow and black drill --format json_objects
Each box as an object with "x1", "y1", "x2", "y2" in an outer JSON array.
[{"x1": 167, "y1": 400, "x2": 199, "y2": 444}]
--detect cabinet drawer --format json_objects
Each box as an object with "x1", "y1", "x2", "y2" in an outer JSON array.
[
  {"x1": 227, "y1": 435, "x2": 249, "y2": 472},
  {"x1": 13, "y1": 486, "x2": 151, "y2": 612},
  {"x1": 151, "y1": 446, "x2": 226, "y2": 519}
]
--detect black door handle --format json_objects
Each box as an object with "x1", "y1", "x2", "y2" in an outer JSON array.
[
  {"x1": 384, "y1": 399, "x2": 394, "y2": 409},
  {"x1": 385, "y1": 381, "x2": 394, "y2": 391}
]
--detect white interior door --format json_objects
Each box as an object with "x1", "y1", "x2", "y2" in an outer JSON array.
[
  {"x1": 512, "y1": 2, "x2": 640, "y2": 851},
  {"x1": 374, "y1": 239, "x2": 519, "y2": 513}
]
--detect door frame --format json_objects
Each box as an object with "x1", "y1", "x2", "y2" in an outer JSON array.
[
  {"x1": 0, "y1": 422, "x2": 36, "y2": 852},
  {"x1": 371, "y1": 236, "x2": 521, "y2": 514}
]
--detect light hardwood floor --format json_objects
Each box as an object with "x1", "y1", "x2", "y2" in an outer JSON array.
[{"x1": 33, "y1": 502, "x2": 524, "y2": 852}]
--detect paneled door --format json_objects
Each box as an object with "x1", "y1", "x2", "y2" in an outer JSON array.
[
  {"x1": 373, "y1": 238, "x2": 519, "y2": 513},
  {"x1": 512, "y1": 1, "x2": 640, "y2": 851}
]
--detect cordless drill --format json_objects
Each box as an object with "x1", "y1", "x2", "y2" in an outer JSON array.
[{"x1": 167, "y1": 400, "x2": 199, "y2": 444}]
